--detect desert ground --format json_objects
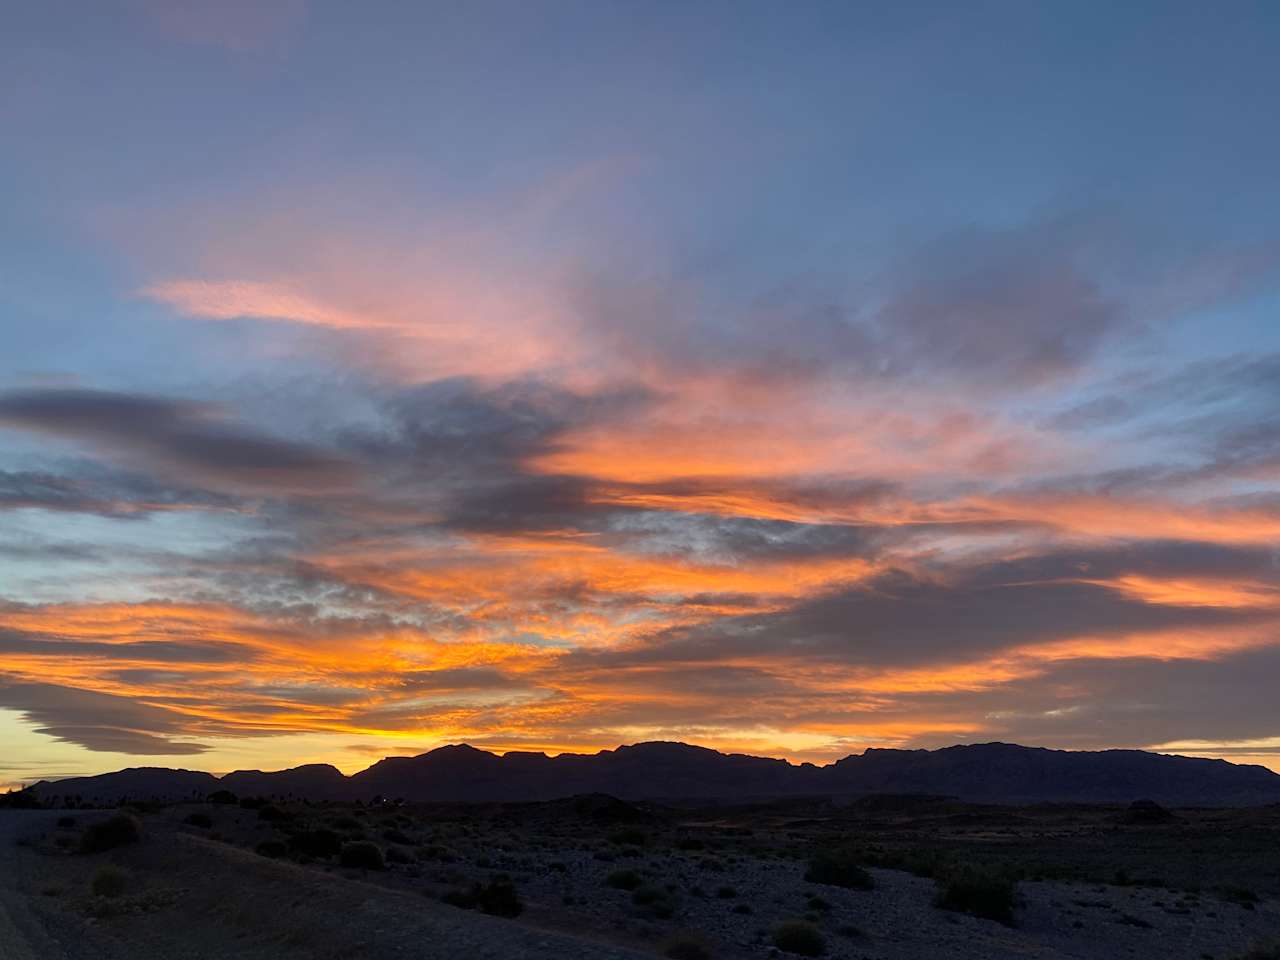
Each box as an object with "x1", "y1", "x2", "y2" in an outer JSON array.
[{"x1": 4, "y1": 794, "x2": 1280, "y2": 959}]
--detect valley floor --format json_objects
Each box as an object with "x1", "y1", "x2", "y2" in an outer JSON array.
[{"x1": 3, "y1": 797, "x2": 1279, "y2": 960}]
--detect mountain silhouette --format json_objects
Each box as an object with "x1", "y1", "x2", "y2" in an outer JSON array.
[{"x1": 26, "y1": 741, "x2": 1280, "y2": 807}]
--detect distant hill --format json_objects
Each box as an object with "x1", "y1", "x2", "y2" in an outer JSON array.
[{"x1": 26, "y1": 741, "x2": 1280, "y2": 807}]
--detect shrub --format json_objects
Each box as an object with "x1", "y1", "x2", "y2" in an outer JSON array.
[
  {"x1": 257, "y1": 804, "x2": 289, "y2": 822},
  {"x1": 91, "y1": 866, "x2": 129, "y2": 898},
  {"x1": 806, "y1": 895, "x2": 831, "y2": 912},
  {"x1": 476, "y1": 876, "x2": 523, "y2": 917},
  {"x1": 772, "y1": 920, "x2": 825, "y2": 956},
  {"x1": 715, "y1": 885, "x2": 737, "y2": 899},
  {"x1": 606, "y1": 868, "x2": 642, "y2": 890},
  {"x1": 663, "y1": 932, "x2": 713, "y2": 960},
  {"x1": 340, "y1": 840, "x2": 385, "y2": 870},
  {"x1": 804, "y1": 849, "x2": 874, "y2": 890},
  {"x1": 1222, "y1": 885, "x2": 1261, "y2": 907},
  {"x1": 56, "y1": 816, "x2": 76, "y2": 829},
  {"x1": 184, "y1": 812, "x2": 213, "y2": 828},
  {"x1": 255, "y1": 840, "x2": 287, "y2": 858},
  {"x1": 632, "y1": 884, "x2": 677, "y2": 919},
  {"x1": 935, "y1": 864, "x2": 1017, "y2": 926},
  {"x1": 80, "y1": 814, "x2": 141, "y2": 853},
  {"x1": 239, "y1": 796, "x2": 266, "y2": 810},
  {"x1": 731, "y1": 902, "x2": 753, "y2": 914},
  {"x1": 382, "y1": 827, "x2": 413, "y2": 845},
  {"x1": 442, "y1": 886, "x2": 477, "y2": 909},
  {"x1": 385, "y1": 845, "x2": 413, "y2": 865},
  {"x1": 1232, "y1": 939, "x2": 1280, "y2": 960},
  {"x1": 207, "y1": 790, "x2": 237, "y2": 805},
  {"x1": 289, "y1": 829, "x2": 342, "y2": 859},
  {"x1": 441, "y1": 877, "x2": 523, "y2": 917},
  {"x1": 417, "y1": 843, "x2": 458, "y2": 862},
  {"x1": 609, "y1": 828, "x2": 647, "y2": 846}
]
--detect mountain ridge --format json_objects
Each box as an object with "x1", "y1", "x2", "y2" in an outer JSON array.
[{"x1": 24, "y1": 740, "x2": 1280, "y2": 807}]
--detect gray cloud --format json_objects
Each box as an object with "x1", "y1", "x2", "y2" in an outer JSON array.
[
  {"x1": 0, "y1": 681, "x2": 209, "y2": 755},
  {"x1": 0, "y1": 388, "x2": 355, "y2": 495}
]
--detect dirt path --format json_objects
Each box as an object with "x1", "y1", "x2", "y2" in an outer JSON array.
[{"x1": 0, "y1": 811, "x2": 73, "y2": 959}]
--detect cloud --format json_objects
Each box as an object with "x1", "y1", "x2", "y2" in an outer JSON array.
[
  {"x1": 0, "y1": 389, "x2": 356, "y2": 495},
  {"x1": 0, "y1": 681, "x2": 209, "y2": 755},
  {"x1": 142, "y1": 280, "x2": 374, "y2": 330},
  {"x1": 872, "y1": 221, "x2": 1126, "y2": 386}
]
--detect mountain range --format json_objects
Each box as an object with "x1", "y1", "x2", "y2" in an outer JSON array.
[{"x1": 26, "y1": 741, "x2": 1280, "y2": 808}]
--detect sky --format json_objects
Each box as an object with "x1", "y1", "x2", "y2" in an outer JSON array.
[{"x1": 3, "y1": 1, "x2": 1280, "y2": 788}]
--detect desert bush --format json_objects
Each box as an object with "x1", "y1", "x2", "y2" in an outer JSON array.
[
  {"x1": 340, "y1": 840, "x2": 385, "y2": 870},
  {"x1": 382, "y1": 827, "x2": 413, "y2": 844},
  {"x1": 731, "y1": 902, "x2": 753, "y2": 914},
  {"x1": 56, "y1": 816, "x2": 76, "y2": 829},
  {"x1": 184, "y1": 812, "x2": 213, "y2": 828},
  {"x1": 806, "y1": 895, "x2": 831, "y2": 912},
  {"x1": 804, "y1": 849, "x2": 874, "y2": 890},
  {"x1": 207, "y1": 789, "x2": 237, "y2": 805},
  {"x1": 1222, "y1": 885, "x2": 1261, "y2": 908},
  {"x1": 441, "y1": 887, "x2": 475, "y2": 908},
  {"x1": 715, "y1": 885, "x2": 737, "y2": 899},
  {"x1": 772, "y1": 920, "x2": 825, "y2": 956},
  {"x1": 441, "y1": 877, "x2": 523, "y2": 917},
  {"x1": 288, "y1": 829, "x2": 342, "y2": 859},
  {"x1": 1232, "y1": 939, "x2": 1280, "y2": 960},
  {"x1": 633, "y1": 884, "x2": 677, "y2": 919},
  {"x1": 239, "y1": 796, "x2": 266, "y2": 810},
  {"x1": 417, "y1": 843, "x2": 458, "y2": 862},
  {"x1": 606, "y1": 868, "x2": 642, "y2": 890},
  {"x1": 91, "y1": 866, "x2": 129, "y2": 898},
  {"x1": 609, "y1": 828, "x2": 647, "y2": 846},
  {"x1": 385, "y1": 845, "x2": 413, "y2": 865},
  {"x1": 935, "y1": 863, "x2": 1017, "y2": 926},
  {"x1": 255, "y1": 840, "x2": 287, "y2": 858},
  {"x1": 80, "y1": 814, "x2": 141, "y2": 853},
  {"x1": 476, "y1": 876, "x2": 523, "y2": 917},
  {"x1": 257, "y1": 804, "x2": 289, "y2": 822},
  {"x1": 662, "y1": 932, "x2": 713, "y2": 959},
  {"x1": 332, "y1": 815, "x2": 361, "y2": 830}
]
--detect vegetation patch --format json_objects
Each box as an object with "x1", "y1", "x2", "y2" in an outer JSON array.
[
  {"x1": 606, "y1": 868, "x2": 643, "y2": 890},
  {"x1": 289, "y1": 829, "x2": 342, "y2": 859},
  {"x1": 80, "y1": 814, "x2": 141, "y2": 854},
  {"x1": 935, "y1": 863, "x2": 1018, "y2": 926},
  {"x1": 340, "y1": 840, "x2": 385, "y2": 870},
  {"x1": 91, "y1": 866, "x2": 130, "y2": 898},
  {"x1": 804, "y1": 848, "x2": 874, "y2": 890},
  {"x1": 662, "y1": 932, "x2": 713, "y2": 959},
  {"x1": 772, "y1": 920, "x2": 825, "y2": 956}
]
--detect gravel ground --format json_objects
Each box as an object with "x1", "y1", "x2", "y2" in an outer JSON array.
[{"x1": 4, "y1": 805, "x2": 1279, "y2": 960}]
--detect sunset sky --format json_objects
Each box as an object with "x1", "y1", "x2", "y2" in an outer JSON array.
[{"x1": 4, "y1": 1, "x2": 1280, "y2": 789}]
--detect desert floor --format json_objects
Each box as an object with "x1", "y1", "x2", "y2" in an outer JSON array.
[{"x1": 3, "y1": 795, "x2": 1279, "y2": 959}]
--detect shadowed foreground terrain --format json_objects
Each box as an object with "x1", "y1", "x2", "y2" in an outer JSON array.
[{"x1": 4, "y1": 792, "x2": 1280, "y2": 959}]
